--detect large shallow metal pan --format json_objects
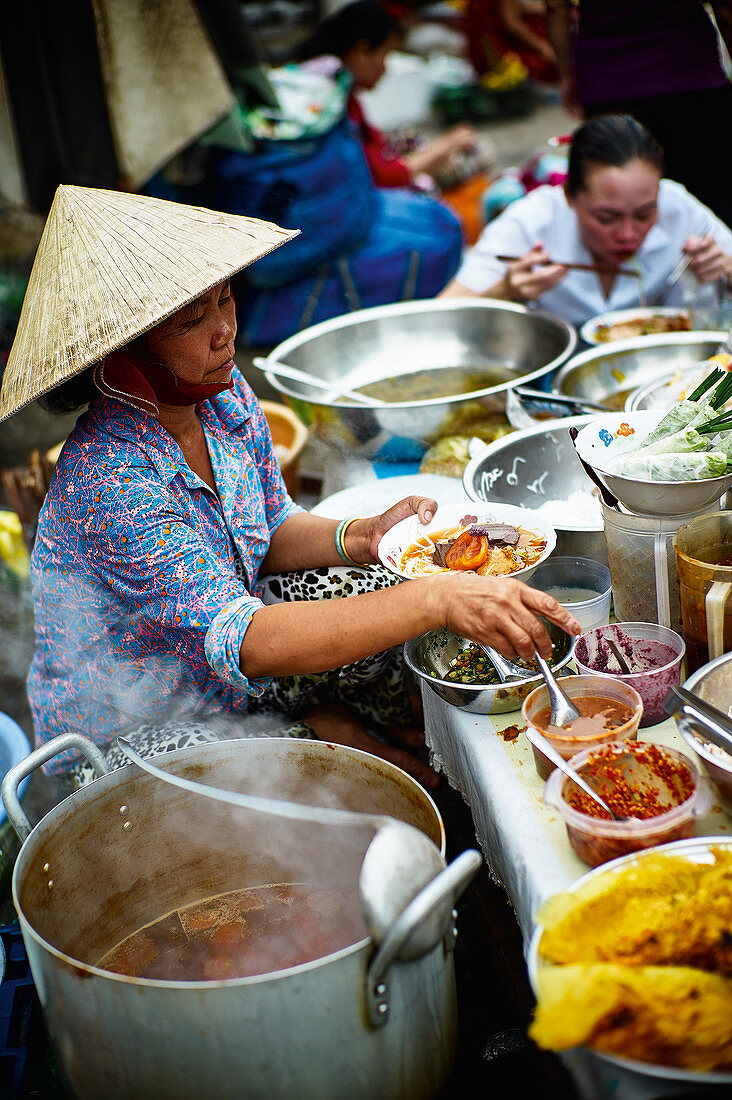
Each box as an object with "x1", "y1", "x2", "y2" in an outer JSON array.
[
  {"x1": 261, "y1": 300, "x2": 576, "y2": 460},
  {"x1": 553, "y1": 331, "x2": 726, "y2": 410}
]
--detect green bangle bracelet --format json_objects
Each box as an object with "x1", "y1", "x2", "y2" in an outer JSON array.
[{"x1": 335, "y1": 516, "x2": 373, "y2": 569}]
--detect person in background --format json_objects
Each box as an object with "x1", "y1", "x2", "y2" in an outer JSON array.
[
  {"x1": 545, "y1": 0, "x2": 732, "y2": 228},
  {"x1": 3, "y1": 186, "x2": 578, "y2": 788},
  {"x1": 465, "y1": 0, "x2": 559, "y2": 87},
  {"x1": 440, "y1": 114, "x2": 732, "y2": 329},
  {"x1": 296, "y1": 0, "x2": 478, "y2": 190}
]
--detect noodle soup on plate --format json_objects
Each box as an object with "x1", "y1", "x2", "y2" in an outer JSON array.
[{"x1": 377, "y1": 502, "x2": 556, "y2": 582}]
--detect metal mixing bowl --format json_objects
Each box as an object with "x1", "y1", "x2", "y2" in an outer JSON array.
[
  {"x1": 462, "y1": 415, "x2": 608, "y2": 565},
  {"x1": 404, "y1": 621, "x2": 575, "y2": 714},
  {"x1": 553, "y1": 331, "x2": 726, "y2": 410},
  {"x1": 676, "y1": 652, "x2": 732, "y2": 809},
  {"x1": 261, "y1": 300, "x2": 577, "y2": 459},
  {"x1": 626, "y1": 366, "x2": 707, "y2": 412}
]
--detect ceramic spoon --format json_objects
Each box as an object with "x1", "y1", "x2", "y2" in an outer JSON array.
[{"x1": 253, "y1": 356, "x2": 386, "y2": 407}]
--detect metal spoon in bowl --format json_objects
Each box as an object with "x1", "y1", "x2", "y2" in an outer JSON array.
[
  {"x1": 534, "y1": 649, "x2": 580, "y2": 727},
  {"x1": 607, "y1": 638, "x2": 632, "y2": 674},
  {"x1": 252, "y1": 356, "x2": 386, "y2": 407},
  {"x1": 476, "y1": 642, "x2": 530, "y2": 683},
  {"x1": 524, "y1": 726, "x2": 626, "y2": 821}
]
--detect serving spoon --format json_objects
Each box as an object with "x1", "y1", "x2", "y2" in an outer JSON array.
[
  {"x1": 116, "y1": 737, "x2": 456, "y2": 955},
  {"x1": 476, "y1": 642, "x2": 530, "y2": 683},
  {"x1": 252, "y1": 356, "x2": 386, "y2": 407},
  {"x1": 533, "y1": 649, "x2": 580, "y2": 727},
  {"x1": 524, "y1": 726, "x2": 626, "y2": 821}
]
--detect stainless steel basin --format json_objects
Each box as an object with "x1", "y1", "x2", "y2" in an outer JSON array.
[
  {"x1": 462, "y1": 415, "x2": 608, "y2": 565},
  {"x1": 260, "y1": 300, "x2": 576, "y2": 460},
  {"x1": 553, "y1": 331, "x2": 726, "y2": 410}
]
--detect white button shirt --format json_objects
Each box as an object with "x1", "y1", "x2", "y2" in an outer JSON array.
[{"x1": 455, "y1": 180, "x2": 732, "y2": 328}]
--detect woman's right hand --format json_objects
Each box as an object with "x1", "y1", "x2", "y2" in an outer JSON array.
[
  {"x1": 501, "y1": 244, "x2": 568, "y2": 304},
  {"x1": 429, "y1": 571, "x2": 580, "y2": 663}
]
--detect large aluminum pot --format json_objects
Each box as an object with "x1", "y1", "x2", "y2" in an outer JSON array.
[
  {"x1": 260, "y1": 299, "x2": 577, "y2": 459},
  {"x1": 552, "y1": 331, "x2": 727, "y2": 410},
  {"x1": 3, "y1": 735, "x2": 480, "y2": 1100}
]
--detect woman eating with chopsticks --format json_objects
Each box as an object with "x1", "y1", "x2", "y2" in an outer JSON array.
[
  {"x1": 440, "y1": 114, "x2": 732, "y2": 328},
  {"x1": 0, "y1": 185, "x2": 579, "y2": 791}
]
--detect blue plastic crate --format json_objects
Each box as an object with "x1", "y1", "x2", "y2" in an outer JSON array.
[{"x1": 0, "y1": 924, "x2": 35, "y2": 1098}]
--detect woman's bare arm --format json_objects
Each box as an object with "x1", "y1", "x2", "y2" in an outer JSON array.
[{"x1": 240, "y1": 571, "x2": 580, "y2": 678}]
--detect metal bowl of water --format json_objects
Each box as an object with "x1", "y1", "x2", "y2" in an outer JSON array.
[
  {"x1": 260, "y1": 300, "x2": 576, "y2": 460},
  {"x1": 404, "y1": 621, "x2": 575, "y2": 714},
  {"x1": 462, "y1": 415, "x2": 608, "y2": 565},
  {"x1": 553, "y1": 332, "x2": 726, "y2": 410}
]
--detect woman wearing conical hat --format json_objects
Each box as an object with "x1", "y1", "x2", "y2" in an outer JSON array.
[{"x1": 0, "y1": 186, "x2": 578, "y2": 788}]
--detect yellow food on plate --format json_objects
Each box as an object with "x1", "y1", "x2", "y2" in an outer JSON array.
[
  {"x1": 536, "y1": 847, "x2": 732, "y2": 973},
  {"x1": 530, "y1": 963, "x2": 732, "y2": 1072},
  {"x1": 399, "y1": 520, "x2": 546, "y2": 579},
  {"x1": 595, "y1": 314, "x2": 690, "y2": 342},
  {"x1": 530, "y1": 846, "x2": 732, "y2": 1072}
]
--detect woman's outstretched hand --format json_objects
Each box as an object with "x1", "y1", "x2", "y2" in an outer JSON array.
[{"x1": 430, "y1": 572, "x2": 581, "y2": 663}]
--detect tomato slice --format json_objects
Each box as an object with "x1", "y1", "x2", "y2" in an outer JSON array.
[{"x1": 445, "y1": 531, "x2": 489, "y2": 571}]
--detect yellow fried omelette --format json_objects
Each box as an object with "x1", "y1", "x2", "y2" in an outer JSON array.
[
  {"x1": 536, "y1": 847, "x2": 732, "y2": 974},
  {"x1": 530, "y1": 963, "x2": 732, "y2": 1072}
]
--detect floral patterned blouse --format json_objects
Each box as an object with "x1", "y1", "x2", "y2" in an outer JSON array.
[{"x1": 28, "y1": 368, "x2": 302, "y2": 771}]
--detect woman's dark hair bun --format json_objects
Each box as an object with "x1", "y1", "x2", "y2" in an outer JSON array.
[{"x1": 566, "y1": 114, "x2": 664, "y2": 196}]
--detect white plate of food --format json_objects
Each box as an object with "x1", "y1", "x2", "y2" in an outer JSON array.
[
  {"x1": 527, "y1": 837, "x2": 732, "y2": 1084},
  {"x1": 580, "y1": 307, "x2": 691, "y2": 347},
  {"x1": 573, "y1": 409, "x2": 732, "y2": 515},
  {"x1": 376, "y1": 502, "x2": 556, "y2": 582}
]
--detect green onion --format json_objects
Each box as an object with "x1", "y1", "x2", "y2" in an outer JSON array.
[
  {"x1": 709, "y1": 370, "x2": 732, "y2": 410},
  {"x1": 699, "y1": 410, "x2": 732, "y2": 434},
  {"x1": 688, "y1": 366, "x2": 724, "y2": 402}
]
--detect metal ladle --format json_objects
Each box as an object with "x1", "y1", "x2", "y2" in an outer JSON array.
[
  {"x1": 116, "y1": 738, "x2": 470, "y2": 956},
  {"x1": 252, "y1": 356, "x2": 386, "y2": 407},
  {"x1": 534, "y1": 648, "x2": 580, "y2": 727},
  {"x1": 524, "y1": 726, "x2": 626, "y2": 821}
]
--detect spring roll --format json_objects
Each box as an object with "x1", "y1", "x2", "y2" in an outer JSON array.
[
  {"x1": 641, "y1": 401, "x2": 718, "y2": 447},
  {"x1": 610, "y1": 450, "x2": 728, "y2": 481},
  {"x1": 640, "y1": 427, "x2": 711, "y2": 455}
]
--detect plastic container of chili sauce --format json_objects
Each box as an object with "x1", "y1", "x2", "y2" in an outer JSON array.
[{"x1": 543, "y1": 740, "x2": 712, "y2": 867}]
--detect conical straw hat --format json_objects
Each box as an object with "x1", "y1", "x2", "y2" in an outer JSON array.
[{"x1": 0, "y1": 185, "x2": 299, "y2": 422}]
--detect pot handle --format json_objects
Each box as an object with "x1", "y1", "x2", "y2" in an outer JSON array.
[
  {"x1": 2, "y1": 733, "x2": 110, "y2": 842},
  {"x1": 365, "y1": 848, "x2": 482, "y2": 1028}
]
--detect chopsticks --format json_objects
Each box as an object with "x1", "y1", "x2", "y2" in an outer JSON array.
[{"x1": 494, "y1": 255, "x2": 637, "y2": 277}]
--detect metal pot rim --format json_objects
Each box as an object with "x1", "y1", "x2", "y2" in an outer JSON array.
[{"x1": 265, "y1": 300, "x2": 577, "y2": 410}]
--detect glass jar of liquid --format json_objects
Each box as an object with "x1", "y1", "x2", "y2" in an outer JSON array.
[{"x1": 674, "y1": 511, "x2": 732, "y2": 674}]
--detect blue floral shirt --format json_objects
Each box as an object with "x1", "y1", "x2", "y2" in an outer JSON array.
[{"x1": 28, "y1": 367, "x2": 302, "y2": 769}]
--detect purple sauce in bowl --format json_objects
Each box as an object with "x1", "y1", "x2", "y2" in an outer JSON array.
[{"x1": 574, "y1": 622, "x2": 686, "y2": 727}]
